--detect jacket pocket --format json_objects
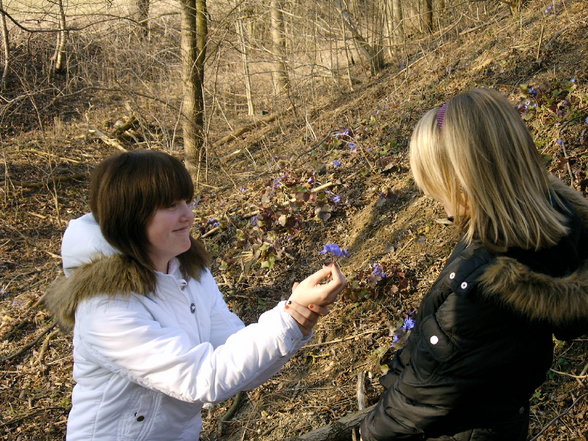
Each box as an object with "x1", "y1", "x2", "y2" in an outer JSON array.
[
  {"x1": 411, "y1": 315, "x2": 457, "y2": 382},
  {"x1": 117, "y1": 387, "x2": 160, "y2": 441}
]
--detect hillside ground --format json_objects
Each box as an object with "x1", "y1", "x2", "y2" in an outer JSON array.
[{"x1": 1, "y1": 0, "x2": 587, "y2": 440}]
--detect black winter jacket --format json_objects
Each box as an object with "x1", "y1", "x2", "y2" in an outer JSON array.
[{"x1": 361, "y1": 181, "x2": 588, "y2": 441}]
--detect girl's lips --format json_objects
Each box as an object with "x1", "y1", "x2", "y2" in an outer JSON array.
[{"x1": 173, "y1": 226, "x2": 191, "y2": 232}]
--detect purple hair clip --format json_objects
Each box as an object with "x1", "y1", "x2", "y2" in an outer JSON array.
[{"x1": 436, "y1": 103, "x2": 448, "y2": 129}]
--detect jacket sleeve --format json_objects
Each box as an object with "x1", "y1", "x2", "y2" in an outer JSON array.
[
  {"x1": 74, "y1": 295, "x2": 307, "y2": 404},
  {"x1": 359, "y1": 350, "x2": 450, "y2": 441},
  {"x1": 206, "y1": 274, "x2": 246, "y2": 348},
  {"x1": 205, "y1": 274, "x2": 312, "y2": 392}
]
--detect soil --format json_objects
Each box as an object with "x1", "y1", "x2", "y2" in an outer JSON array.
[{"x1": 1, "y1": 1, "x2": 587, "y2": 440}]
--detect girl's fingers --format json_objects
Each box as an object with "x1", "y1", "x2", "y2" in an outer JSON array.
[{"x1": 304, "y1": 265, "x2": 333, "y2": 286}]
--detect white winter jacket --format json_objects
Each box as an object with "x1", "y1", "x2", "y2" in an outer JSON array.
[{"x1": 47, "y1": 214, "x2": 309, "y2": 441}]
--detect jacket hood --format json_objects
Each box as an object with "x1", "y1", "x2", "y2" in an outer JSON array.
[
  {"x1": 61, "y1": 213, "x2": 118, "y2": 276},
  {"x1": 478, "y1": 178, "x2": 588, "y2": 333},
  {"x1": 47, "y1": 213, "x2": 148, "y2": 330},
  {"x1": 47, "y1": 253, "x2": 152, "y2": 331}
]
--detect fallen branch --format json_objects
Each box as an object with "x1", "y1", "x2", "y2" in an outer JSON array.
[
  {"x1": 0, "y1": 406, "x2": 66, "y2": 428},
  {"x1": 303, "y1": 329, "x2": 382, "y2": 349},
  {"x1": 89, "y1": 128, "x2": 127, "y2": 152},
  {"x1": 0, "y1": 322, "x2": 57, "y2": 364},
  {"x1": 217, "y1": 391, "x2": 246, "y2": 437},
  {"x1": 3, "y1": 173, "x2": 88, "y2": 188},
  {"x1": 283, "y1": 405, "x2": 375, "y2": 441}
]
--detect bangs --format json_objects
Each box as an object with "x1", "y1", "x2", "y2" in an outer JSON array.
[{"x1": 137, "y1": 151, "x2": 194, "y2": 208}]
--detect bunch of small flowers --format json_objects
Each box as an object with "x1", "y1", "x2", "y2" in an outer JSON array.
[
  {"x1": 391, "y1": 313, "x2": 416, "y2": 349},
  {"x1": 319, "y1": 243, "x2": 350, "y2": 258}
]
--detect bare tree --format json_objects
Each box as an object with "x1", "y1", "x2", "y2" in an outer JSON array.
[
  {"x1": 424, "y1": 0, "x2": 433, "y2": 33},
  {"x1": 135, "y1": 0, "x2": 150, "y2": 39},
  {"x1": 51, "y1": 0, "x2": 67, "y2": 73},
  {"x1": 330, "y1": 0, "x2": 384, "y2": 75},
  {"x1": 0, "y1": 0, "x2": 9, "y2": 88},
  {"x1": 235, "y1": 6, "x2": 254, "y2": 115},
  {"x1": 392, "y1": 0, "x2": 404, "y2": 42},
  {"x1": 270, "y1": 0, "x2": 289, "y2": 94},
  {"x1": 180, "y1": 0, "x2": 208, "y2": 178}
]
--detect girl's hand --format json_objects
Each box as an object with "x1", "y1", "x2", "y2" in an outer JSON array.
[
  {"x1": 289, "y1": 264, "x2": 346, "y2": 307},
  {"x1": 284, "y1": 301, "x2": 329, "y2": 336}
]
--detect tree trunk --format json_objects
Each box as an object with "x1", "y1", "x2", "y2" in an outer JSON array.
[
  {"x1": 135, "y1": 0, "x2": 150, "y2": 40},
  {"x1": 392, "y1": 0, "x2": 403, "y2": 42},
  {"x1": 270, "y1": 0, "x2": 289, "y2": 94},
  {"x1": 235, "y1": 11, "x2": 254, "y2": 115},
  {"x1": 0, "y1": 0, "x2": 9, "y2": 89},
  {"x1": 52, "y1": 0, "x2": 67, "y2": 73},
  {"x1": 331, "y1": 0, "x2": 383, "y2": 75},
  {"x1": 424, "y1": 0, "x2": 434, "y2": 33},
  {"x1": 180, "y1": 0, "x2": 207, "y2": 180}
]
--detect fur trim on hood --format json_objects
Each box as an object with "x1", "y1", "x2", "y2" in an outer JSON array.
[
  {"x1": 46, "y1": 254, "x2": 151, "y2": 331},
  {"x1": 478, "y1": 178, "x2": 588, "y2": 331}
]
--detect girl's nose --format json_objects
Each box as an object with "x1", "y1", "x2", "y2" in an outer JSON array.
[{"x1": 181, "y1": 201, "x2": 195, "y2": 220}]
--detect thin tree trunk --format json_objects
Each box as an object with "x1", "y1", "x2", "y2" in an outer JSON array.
[
  {"x1": 0, "y1": 0, "x2": 9, "y2": 89},
  {"x1": 392, "y1": 0, "x2": 403, "y2": 43},
  {"x1": 270, "y1": 0, "x2": 289, "y2": 94},
  {"x1": 180, "y1": 0, "x2": 207, "y2": 180},
  {"x1": 135, "y1": 0, "x2": 150, "y2": 40},
  {"x1": 52, "y1": 0, "x2": 67, "y2": 73},
  {"x1": 424, "y1": 0, "x2": 434, "y2": 33},
  {"x1": 330, "y1": 0, "x2": 383, "y2": 75},
  {"x1": 235, "y1": 12, "x2": 254, "y2": 115}
]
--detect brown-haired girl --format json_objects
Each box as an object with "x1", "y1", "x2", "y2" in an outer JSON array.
[
  {"x1": 46, "y1": 149, "x2": 346, "y2": 441},
  {"x1": 361, "y1": 88, "x2": 588, "y2": 441}
]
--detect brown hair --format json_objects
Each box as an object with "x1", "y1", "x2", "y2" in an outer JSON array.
[
  {"x1": 410, "y1": 88, "x2": 568, "y2": 252},
  {"x1": 89, "y1": 150, "x2": 209, "y2": 291}
]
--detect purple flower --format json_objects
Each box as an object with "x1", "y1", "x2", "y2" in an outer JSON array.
[
  {"x1": 319, "y1": 244, "x2": 350, "y2": 257},
  {"x1": 400, "y1": 317, "x2": 415, "y2": 331},
  {"x1": 337, "y1": 128, "x2": 352, "y2": 137},
  {"x1": 250, "y1": 215, "x2": 259, "y2": 226},
  {"x1": 333, "y1": 160, "x2": 342, "y2": 168},
  {"x1": 529, "y1": 86, "x2": 539, "y2": 98},
  {"x1": 557, "y1": 139, "x2": 563, "y2": 145},
  {"x1": 348, "y1": 142, "x2": 357, "y2": 151},
  {"x1": 569, "y1": 78, "x2": 576, "y2": 83},
  {"x1": 332, "y1": 195, "x2": 341, "y2": 204},
  {"x1": 207, "y1": 218, "x2": 220, "y2": 227},
  {"x1": 271, "y1": 176, "x2": 284, "y2": 188},
  {"x1": 239, "y1": 187, "x2": 246, "y2": 193},
  {"x1": 371, "y1": 263, "x2": 387, "y2": 278},
  {"x1": 392, "y1": 334, "x2": 399, "y2": 343},
  {"x1": 584, "y1": 117, "x2": 588, "y2": 125},
  {"x1": 544, "y1": 5, "x2": 553, "y2": 13}
]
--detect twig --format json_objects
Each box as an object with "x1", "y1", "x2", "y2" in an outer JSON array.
[
  {"x1": 529, "y1": 392, "x2": 588, "y2": 441},
  {"x1": 549, "y1": 368, "x2": 588, "y2": 379},
  {"x1": 15, "y1": 148, "x2": 81, "y2": 164},
  {"x1": 36, "y1": 329, "x2": 59, "y2": 365},
  {"x1": 303, "y1": 329, "x2": 382, "y2": 349}
]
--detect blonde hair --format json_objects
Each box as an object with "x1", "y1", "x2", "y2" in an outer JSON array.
[{"x1": 410, "y1": 88, "x2": 568, "y2": 252}]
